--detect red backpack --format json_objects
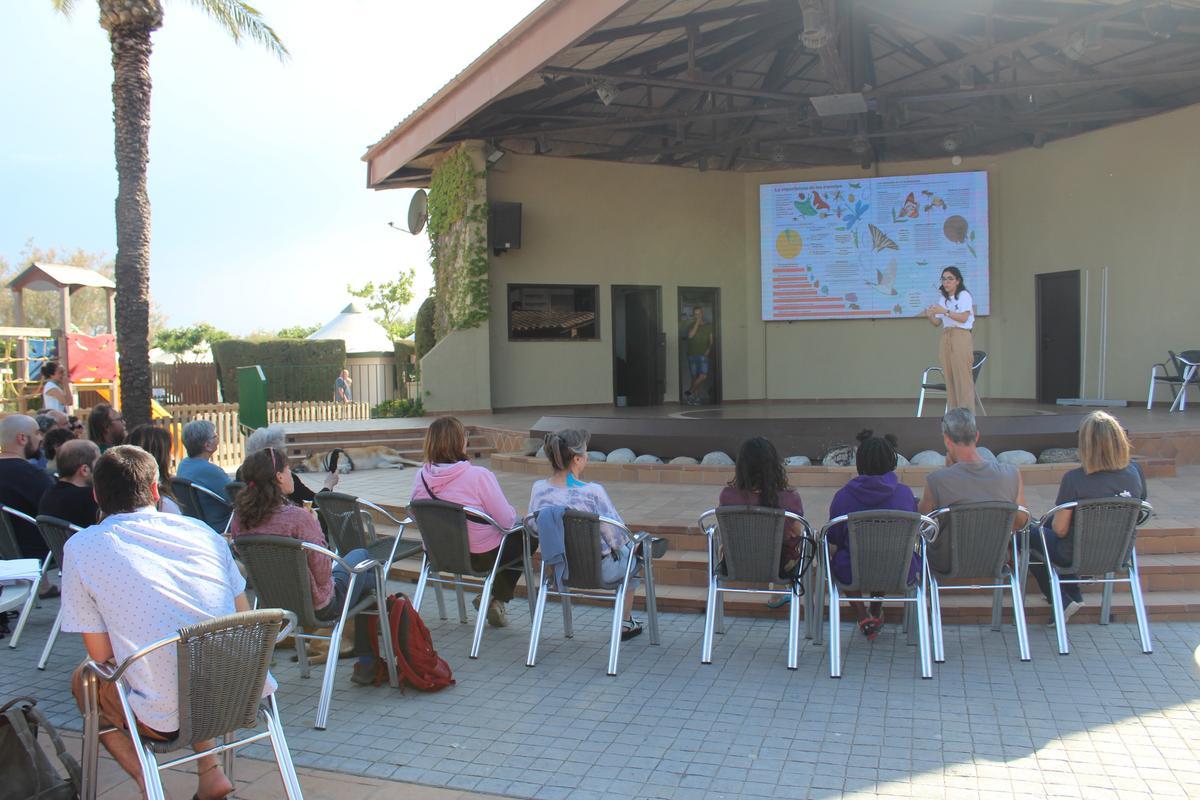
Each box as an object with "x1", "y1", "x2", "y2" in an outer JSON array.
[{"x1": 370, "y1": 593, "x2": 455, "y2": 692}]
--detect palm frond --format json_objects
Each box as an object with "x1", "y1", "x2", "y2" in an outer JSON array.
[
  {"x1": 50, "y1": 0, "x2": 78, "y2": 14},
  {"x1": 186, "y1": 0, "x2": 289, "y2": 60}
]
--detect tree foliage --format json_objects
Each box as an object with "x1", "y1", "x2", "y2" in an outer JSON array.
[
  {"x1": 276, "y1": 323, "x2": 319, "y2": 339},
  {"x1": 347, "y1": 271, "x2": 417, "y2": 341},
  {"x1": 415, "y1": 295, "x2": 437, "y2": 358},
  {"x1": 1, "y1": 243, "x2": 116, "y2": 334},
  {"x1": 152, "y1": 322, "x2": 229, "y2": 360}
]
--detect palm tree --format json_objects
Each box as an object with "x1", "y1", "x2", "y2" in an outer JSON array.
[{"x1": 53, "y1": 0, "x2": 286, "y2": 427}]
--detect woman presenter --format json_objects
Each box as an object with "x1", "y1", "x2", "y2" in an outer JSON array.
[{"x1": 924, "y1": 266, "x2": 976, "y2": 412}]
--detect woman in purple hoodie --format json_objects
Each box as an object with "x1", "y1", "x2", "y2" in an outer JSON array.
[
  {"x1": 409, "y1": 416, "x2": 522, "y2": 628},
  {"x1": 826, "y1": 430, "x2": 917, "y2": 641}
]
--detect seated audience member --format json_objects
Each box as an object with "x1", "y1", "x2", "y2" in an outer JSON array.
[
  {"x1": 528, "y1": 428, "x2": 645, "y2": 640},
  {"x1": 61, "y1": 446, "x2": 268, "y2": 800},
  {"x1": 86, "y1": 403, "x2": 126, "y2": 452},
  {"x1": 126, "y1": 425, "x2": 182, "y2": 514},
  {"x1": 231, "y1": 447, "x2": 377, "y2": 685},
  {"x1": 1028, "y1": 410, "x2": 1147, "y2": 623},
  {"x1": 0, "y1": 415, "x2": 54, "y2": 560},
  {"x1": 918, "y1": 408, "x2": 1029, "y2": 574},
  {"x1": 176, "y1": 419, "x2": 232, "y2": 531},
  {"x1": 37, "y1": 439, "x2": 101, "y2": 529},
  {"x1": 244, "y1": 425, "x2": 338, "y2": 504},
  {"x1": 30, "y1": 411, "x2": 68, "y2": 470},
  {"x1": 43, "y1": 427, "x2": 77, "y2": 476},
  {"x1": 718, "y1": 437, "x2": 806, "y2": 609},
  {"x1": 410, "y1": 416, "x2": 522, "y2": 628},
  {"x1": 826, "y1": 430, "x2": 918, "y2": 640}
]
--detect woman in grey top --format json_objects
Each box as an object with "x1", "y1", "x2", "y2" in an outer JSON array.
[
  {"x1": 528, "y1": 429, "x2": 644, "y2": 640},
  {"x1": 1028, "y1": 411, "x2": 1147, "y2": 622}
]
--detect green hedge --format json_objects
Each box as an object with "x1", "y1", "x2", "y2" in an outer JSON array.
[
  {"x1": 415, "y1": 296, "x2": 437, "y2": 358},
  {"x1": 212, "y1": 339, "x2": 346, "y2": 402}
]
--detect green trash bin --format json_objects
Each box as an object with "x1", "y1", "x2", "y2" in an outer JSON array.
[{"x1": 237, "y1": 365, "x2": 268, "y2": 435}]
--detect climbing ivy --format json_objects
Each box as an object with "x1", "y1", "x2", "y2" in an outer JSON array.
[{"x1": 427, "y1": 144, "x2": 490, "y2": 337}]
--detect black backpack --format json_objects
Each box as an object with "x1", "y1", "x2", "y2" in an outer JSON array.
[{"x1": 0, "y1": 696, "x2": 81, "y2": 799}]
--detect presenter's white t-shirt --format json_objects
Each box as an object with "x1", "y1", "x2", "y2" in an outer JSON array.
[
  {"x1": 938, "y1": 290, "x2": 974, "y2": 330},
  {"x1": 42, "y1": 380, "x2": 66, "y2": 411}
]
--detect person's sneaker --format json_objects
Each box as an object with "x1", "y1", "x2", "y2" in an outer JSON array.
[
  {"x1": 1047, "y1": 600, "x2": 1085, "y2": 625},
  {"x1": 486, "y1": 599, "x2": 508, "y2": 628},
  {"x1": 350, "y1": 660, "x2": 379, "y2": 686}
]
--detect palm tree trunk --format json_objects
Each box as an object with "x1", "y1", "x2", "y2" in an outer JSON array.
[{"x1": 108, "y1": 23, "x2": 158, "y2": 429}]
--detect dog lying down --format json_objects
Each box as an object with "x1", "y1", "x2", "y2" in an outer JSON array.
[{"x1": 294, "y1": 446, "x2": 417, "y2": 474}]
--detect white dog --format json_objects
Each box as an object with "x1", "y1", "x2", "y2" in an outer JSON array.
[{"x1": 294, "y1": 446, "x2": 412, "y2": 474}]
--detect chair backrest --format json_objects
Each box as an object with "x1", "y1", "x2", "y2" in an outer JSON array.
[
  {"x1": 560, "y1": 510, "x2": 614, "y2": 590},
  {"x1": 971, "y1": 350, "x2": 988, "y2": 382},
  {"x1": 173, "y1": 608, "x2": 283, "y2": 747},
  {"x1": 407, "y1": 499, "x2": 477, "y2": 575},
  {"x1": 169, "y1": 477, "x2": 199, "y2": 518},
  {"x1": 840, "y1": 510, "x2": 927, "y2": 593},
  {"x1": 926, "y1": 502, "x2": 1018, "y2": 580},
  {"x1": 1170, "y1": 349, "x2": 1200, "y2": 376},
  {"x1": 170, "y1": 477, "x2": 230, "y2": 532},
  {"x1": 35, "y1": 515, "x2": 80, "y2": 570},
  {"x1": 713, "y1": 506, "x2": 789, "y2": 584},
  {"x1": 1065, "y1": 497, "x2": 1149, "y2": 575},
  {"x1": 234, "y1": 535, "x2": 321, "y2": 626},
  {"x1": 315, "y1": 491, "x2": 374, "y2": 554},
  {"x1": 0, "y1": 507, "x2": 24, "y2": 560}
]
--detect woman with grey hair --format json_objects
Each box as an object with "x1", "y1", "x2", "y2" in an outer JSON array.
[
  {"x1": 528, "y1": 429, "x2": 645, "y2": 640},
  {"x1": 242, "y1": 425, "x2": 338, "y2": 503},
  {"x1": 176, "y1": 418, "x2": 232, "y2": 530}
]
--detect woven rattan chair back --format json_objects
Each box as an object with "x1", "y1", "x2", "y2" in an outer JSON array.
[
  {"x1": 560, "y1": 511, "x2": 612, "y2": 590},
  {"x1": 1067, "y1": 498, "x2": 1144, "y2": 576},
  {"x1": 235, "y1": 535, "x2": 321, "y2": 627},
  {"x1": 164, "y1": 609, "x2": 283, "y2": 750},
  {"x1": 0, "y1": 507, "x2": 24, "y2": 560},
  {"x1": 407, "y1": 499, "x2": 477, "y2": 575},
  {"x1": 35, "y1": 515, "x2": 79, "y2": 569},
  {"x1": 316, "y1": 492, "x2": 374, "y2": 554},
  {"x1": 841, "y1": 510, "x2": 923, "y2": 594},
  {"x1": 714, "y1": 506, "x2": 788, "y2": 583},
  {"x1": 927, "y1": 502, "x2": 1017, "y2": 580}
]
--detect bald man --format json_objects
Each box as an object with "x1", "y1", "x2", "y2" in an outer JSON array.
[
  {"x1": 38, "y1": 439, "x2": 101, "y2": 530},
  {"x1": 0, "y1": 415, "x2": 54, "y2": 559}
]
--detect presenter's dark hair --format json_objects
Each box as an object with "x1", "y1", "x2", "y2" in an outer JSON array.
[
  {"x1": 939, "y1": 266, "x2": 967, "y2": 300},
  {"x1": 93, "y1": 445, "x2": 158, "y2": 514},
  {"x1": 730, "y1": 437, "x2": 789, "y2": 509},
  {"x1": 855, "y1": 429, "x2": 899, "y2": 476}
]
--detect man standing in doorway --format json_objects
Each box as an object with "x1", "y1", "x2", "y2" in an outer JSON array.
[{"x1": 684, "y1": 306, "x2": 714, "y2": 405}]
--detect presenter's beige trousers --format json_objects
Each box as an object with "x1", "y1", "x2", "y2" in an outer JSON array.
[{"x1": 939, "y1": 327, "x2": 976, "y2": 413}]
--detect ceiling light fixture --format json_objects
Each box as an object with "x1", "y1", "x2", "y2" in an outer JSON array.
[
  {"x1": 850, "y1": 133, "x2": 870, "y2": 155},
  {"x1": 941, "y1": 134, "x2": 961, "y2": 153},
  {"x1": 595, "y1": 80, "x2": 620, "y2": 106},
  {"x1": 800, "y1": 5, "x2": 831, "y2": 50}
]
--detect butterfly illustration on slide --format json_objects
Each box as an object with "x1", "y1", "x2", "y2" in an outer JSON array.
[
  {"x1": 844, "y1": 199, "x2": 870, "y2": 229},
  {"x1": 865, "y1": 258, "x2": 899, "y2": 296},
  {"x1": 811, "y1": 191, "x2": 830, "y2": 210},
  {"x1": 868, "y1": 223, "x2": 898, "y2": 252}
]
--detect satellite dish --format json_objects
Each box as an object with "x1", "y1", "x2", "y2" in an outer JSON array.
[{"x1": 407, "y1": 189, "x2": 428, "y2": 235}]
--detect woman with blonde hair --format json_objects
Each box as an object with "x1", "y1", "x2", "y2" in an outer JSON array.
[{"x1": 1028, "y1": 411, "x2": 1147, "y2": 622}]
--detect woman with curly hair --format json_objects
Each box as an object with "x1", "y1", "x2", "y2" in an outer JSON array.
[
  {"x1": 230, "y1": 448, "x2": 377, "y2": 686},
  {"x1": 125, "y1": 424, "x2": 181, "y2": 514}
]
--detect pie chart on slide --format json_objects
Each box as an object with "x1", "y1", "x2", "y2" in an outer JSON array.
[{"x1": 776, "y1": 229, "x2": 803, "y2": 259}]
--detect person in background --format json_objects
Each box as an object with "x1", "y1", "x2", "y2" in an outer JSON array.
[
  {"x1": 334, "y1": 369, "x2": 353, "y2": 403},
  {"x1": 684, "y1": 306, "x2": 714, "y2": 406},
  {"x1": 43, "y1": 427, "x2": 77, "y2": 476},
  {"x1": 718, "y1": 437, "x2": 806, "y2": 609},
  {"x1": 86, "y1": 403, "x2": 126, "y2": 452},
  {"x1": 37, "y1": 439, "x2": 101, "y2": 529},
  {"x1": 0, "y1": 415, "x2": 54, "y2": 562},
  {"x1": 126, "y1": 425, "x2": 182, "y2": 514},
  {"x1": 244, "y1": 425, "x2": 338, "y2": 504},
  {"x1": 40, "y1": 360, "x2": 73, "y2": 413},
  {"x1": 826, "y1": 430, "x2": 918, "y2": 640},
  {"x1": 176, "y1": 419, "x2": 231, "y2": 531},
  {"x1": 923, "y1": 266, "x2": 977, "y2": 413}
]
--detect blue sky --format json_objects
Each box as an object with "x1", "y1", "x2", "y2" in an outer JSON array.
[{"x1": 1, "y1": 0, "x2": 542, "y2": 335}]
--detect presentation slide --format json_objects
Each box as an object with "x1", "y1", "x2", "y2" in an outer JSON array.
[{"x1": 759, "y1": 171, "x2": 989, "y2": 321}]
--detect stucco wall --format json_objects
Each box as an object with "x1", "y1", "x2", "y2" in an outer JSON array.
[
  {"x1": 482, "y1": 103, "x2": 1199, "y2": 407},
  {"x1": 420, "y1": 324, "x2": 491, "y2": 413}
]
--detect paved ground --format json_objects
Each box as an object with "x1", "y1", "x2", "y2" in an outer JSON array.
[{"x1": 7, "y1": 585, "x2": 1200, "y2": 799}]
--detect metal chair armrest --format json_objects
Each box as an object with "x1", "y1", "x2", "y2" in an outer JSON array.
[
  {"x1": 298, "y1": 540, "x2": 380, "y2": 572},
  {"x1": 2, "y1": 506, "x2": 38, "y2": 526},
  {"x1": 190, "y1": 483, "x2": 233, "y2": 511},
  {"x1": 83, "y1": 634, "x2": 181, "y2": 684},
  {"x1": 920, "y1": 366, "x2": 944, "y2": 384},
  {"x1": 356, "y1": 498, "x2": 406, "y2": 527}
]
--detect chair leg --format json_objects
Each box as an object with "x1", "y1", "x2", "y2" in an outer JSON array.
[
  {"x1": 642, "y1": 548, "x2": 660, "y2": 646},
  {"x1": 523, "y1": 534, "x2": 537, "y2": 620},
  {"x1": 37, "y1": 608, "x2": 63, "y2": 670},
  {"x1": 374, "y1": 569, "x2": 399, "y2": 688},
  {"x1": 223, "y1": 732, "x2": 235, "y2": 785},
  {"x1": 469, "y1": 574, "x2": 495, "y2": 660},
  {"x1": 295, "y1": 631, "x2": 311, "y2": 680},
  {"x1": 714, "y1": 586, "x2": 725, "y2": 635},
  {"x1": 526, "y1": 566, "x2": 549, "y2": 667},
  {"x1": 990, "y1": 587, "x2": 1003, "y2": 631},
  {"x1": 1047, "y1": 564, "x2": 1070, "y2": 656},
  {"x1": 930, "y1": 578, "x2": 945, "y2": 663},
  {"x1": 1100, "y1": 574, "x2": 1114, "y2": 625},
  {"x1": 606, "y1": 583, "x2": 627, "y2": 676},
  {"x1": 412, "y1": 557, "x2": 430, "y2": 615},
  {"x1": 561, "y1": 591, "x2": 574, "y2": 639},
  {"x1": 138, "y1": 741, "x2": 166, "y2": 800},
  {"x1": 1129, "y1": 551, "x2": 1153, "y2": 654},
  {"x1": 810, "y1": 564, "x2": 826, "y2": 646},
  {"x1": 8, "y1": 579, "x2": 38, "y2": 649},
  {"x1": 787, "y1": 582, "x2": 801, "y2": 670},
  {"x1": 915, "y1": 585, "x2": 933, "y2": 679},
  {"x1": 263, "y1": 696, "x2": 303, "y2": 799},
  {"x1": 315, "y1": 579, "x2": 358, "y2": 729},
  {"x1": 1010, "y1": 570, "x2": 1031, "y2": 662},
  {"x1": 1147, "y1": 367, "x2": 1158, "y2": 410},
  {"x1": 916, "y1": 386, "x2": 925, "y2": 417},
  {"x1": 81, "y1": 670, "x2": 101, "y2": 800},
  {"x1": 455, "y1": 577, "x2": 468, "y2": 624},
  {"x1": 434, "y1": 582, "x2": 448, "y2": 621},
  {"x1": 828, "y1": 584, "x2": 842, "y2": 678},
  {"x1": 701, "y1": 577, "x2": 718, "y2": 664}
]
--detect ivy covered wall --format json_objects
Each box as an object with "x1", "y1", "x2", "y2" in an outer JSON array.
[{"x1": 426, "y1": 142, "x2": 489, "y2": 338}]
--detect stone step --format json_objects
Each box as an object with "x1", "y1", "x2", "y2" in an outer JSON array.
[{"x1": 284, "y1": 436, "x2": 496, "y2": 463}]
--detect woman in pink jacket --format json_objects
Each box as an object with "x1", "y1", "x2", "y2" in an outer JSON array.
[{"x1": 409, "y1": 416, "x2": 524, "y2": 628}]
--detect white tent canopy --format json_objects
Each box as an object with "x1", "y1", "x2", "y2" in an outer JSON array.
[{"x1": 307, "y1": 302, "x2": 392, "y2": 354}]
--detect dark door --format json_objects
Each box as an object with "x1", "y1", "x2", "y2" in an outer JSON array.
[
  {"x1": 1036, "y1": 270, "x2": 1081, "y2": 403},
  {"x1": 612, "y1": 286, "x2": 663, "y2": 406},
  {"x1": 679, "y1": 287, "x2": 721, "y2": 405}
]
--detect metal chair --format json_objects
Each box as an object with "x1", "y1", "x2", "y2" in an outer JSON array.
[
  {"x1": 315, "y1": 491, "x2": 426, "y2": 587},
  {"x1": 79, "y1": 609, "x2": 302, "y2": 800},
  {"x1": 916, "y1": 349, "x2": 988, "y2": 416},
  {"x1": 35, "y1": 515, "x2": 83, "y2": 670},
  {"x1": 1147, "y1": 349, "x2": 1200, "y2": 412},
  {"x1": 234, "y1": 535, "x2": 398, "y2": 729},
  {"x1": 170, "y1": 477, "x2": 233, "y2": 535},
  {"x1": 224, "y1": 480, "x2": 246, "y2": 507},
  {"x1": 1029, "y1": 498, "x2": 1154, "y2": 655},
  {"x1": 407, "y1": 498, "x2": 533, "y2": 659},
  {"x1": 819, "y1": 510, "x2": 938, "y2": 679},
  {"x1": 524, "y1": 510, "x2": 660, "y2": 676},
  {"x1": 697, "y1": 506, "x2": 816, "y2": 670},
  {"x1": 1, "y1": 505, "x2": 50, "y2": 649},
  {"x1": 925, "y1": 502, "x2": 1031, "y2": 663}
]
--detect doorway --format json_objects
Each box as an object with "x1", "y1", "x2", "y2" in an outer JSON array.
[
  {"x1": 1036, "y1": 270, "x2": 1081, "y2": 403},
  {"x1": 678, "y1": 287, "x2": 721, "y2": 405},
  {"x1": 612, "y1": 286, "x2": 664, "y2": 407}
]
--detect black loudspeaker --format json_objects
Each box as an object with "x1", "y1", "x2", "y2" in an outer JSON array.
[{"x1": 489, "y1": 202, "x2": 522, "y2": 255}]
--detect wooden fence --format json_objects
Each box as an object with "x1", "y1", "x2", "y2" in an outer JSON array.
[
  {"x1": 152, "y1": 363, "x2": 219, "y2": 405},
  {"x1": 161, "y1": 400, "x2": 370, "y2": 469}
]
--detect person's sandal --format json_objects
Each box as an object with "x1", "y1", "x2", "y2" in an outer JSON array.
[
  {"x1": 621, "y1": 617, "x2": 644, "y2": 641},
  {"x1": 766, "y1": 594, "x2": 790, "y2": 609},
  {"x1": 858, "y1": 617, "x2": 883, "y2": 641}
]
